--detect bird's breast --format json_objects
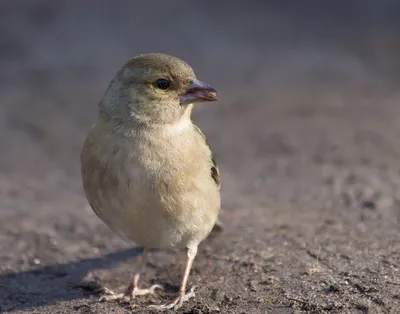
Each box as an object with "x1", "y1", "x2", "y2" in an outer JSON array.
[{"x1": 81, "y1": 122, "x2": 220, "y2": 249}]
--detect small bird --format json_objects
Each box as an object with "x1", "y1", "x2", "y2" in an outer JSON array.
[{"x1": 80, "y1": 53, "x2": 221, "y2": 310}]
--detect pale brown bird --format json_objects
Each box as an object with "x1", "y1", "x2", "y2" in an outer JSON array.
[{"x1": 80, "y1": 53, "x2": 221, "y2": 310}]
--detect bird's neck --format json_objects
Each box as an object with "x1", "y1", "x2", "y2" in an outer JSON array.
[{"x1": 100, "y1": 103, "x2": 194, "y2": 136}]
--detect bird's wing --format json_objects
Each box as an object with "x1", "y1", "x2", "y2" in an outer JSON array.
[{"x1": 193, "y1": 123, "x2": 221, "y2": 189}]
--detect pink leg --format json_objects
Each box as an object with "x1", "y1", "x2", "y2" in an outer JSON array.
[
  {"x1": 148, "y1": 245, "x2": 198, "y2": 310},
  {"x1": 100, "y1": 247, "x2": 162, "y2": 301}
]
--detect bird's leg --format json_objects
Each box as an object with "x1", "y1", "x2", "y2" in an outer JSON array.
[
  {"x1": 100, "y1": 247, "x2": 162, "y2": 302},
  {"x1": 148, "y1": 246, "x2": 198, "y2": 310},
  {"x1": 123, "y1": 247, "x2": 162, "y2": 298}
]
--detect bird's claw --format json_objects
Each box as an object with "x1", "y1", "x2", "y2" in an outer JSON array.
[
  {"x1": 98, "y1": 287, "x2": 124, "y2": 302},
  {"x1": 98, "y1": 284, "x2": 163, "y2": 302},
  {"x1": 133, "y1": 284, "x2": 163, "y2": 296},
  {"x1": 148, "y1": 286, "x2": 196, "y2": 311}
]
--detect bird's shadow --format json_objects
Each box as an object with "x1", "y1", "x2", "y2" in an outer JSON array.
[
  {"x1": 0, "y1": 246, "x2": 148, "y2": 312},
  {"x1": 0, "y1": 224, "x2": 224, "y2": 312}
]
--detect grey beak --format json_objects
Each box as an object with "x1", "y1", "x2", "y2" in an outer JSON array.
[{"x1": 180, "y1": 78, "x2": 218, "y2": 105}]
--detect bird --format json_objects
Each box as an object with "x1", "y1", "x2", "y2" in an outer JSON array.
[{"x1": 80, "y1": 53, "x2": 221, "y2": 310}]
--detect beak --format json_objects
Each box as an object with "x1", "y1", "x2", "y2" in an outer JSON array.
[{"x1": 180, "y1": 78, "x2": 218, "y2": 105}]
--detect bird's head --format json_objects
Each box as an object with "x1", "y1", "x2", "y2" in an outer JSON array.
[{"x1": 100, "y1": 53, "x2": 217, "y2": 125}]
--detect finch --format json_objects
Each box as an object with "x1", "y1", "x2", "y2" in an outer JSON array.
[{"x1": 80, "y1": 53, "x2": 221, "y2": 310}]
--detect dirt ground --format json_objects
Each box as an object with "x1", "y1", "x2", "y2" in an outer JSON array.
[{"x1": 1, "y1": 1, "x2": 400, "y2": 313}]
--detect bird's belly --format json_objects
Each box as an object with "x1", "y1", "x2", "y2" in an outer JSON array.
[{"x1": 86, "y1": 168, "x2": 219, "y2": 249}]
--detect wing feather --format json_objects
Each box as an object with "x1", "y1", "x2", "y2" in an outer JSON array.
[{"x1": 193, "y1": 124, "x2": 221, "y2": 189}]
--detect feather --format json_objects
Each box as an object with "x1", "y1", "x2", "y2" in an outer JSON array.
[{"x1": 193, "y1": 123, "x2": 220, "y2": 189}]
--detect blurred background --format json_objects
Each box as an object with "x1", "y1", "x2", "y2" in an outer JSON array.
[
  {"x1": 2, "y1": 0, "x2": 400, "y2": 216},
  {"x1": 1, "y1": 1, "x2": 400, "y2": 312}
]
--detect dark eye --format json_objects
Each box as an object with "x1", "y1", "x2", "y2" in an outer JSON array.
[{"x1": 156, "y1": 79, "x2": 170, "y2": 90}]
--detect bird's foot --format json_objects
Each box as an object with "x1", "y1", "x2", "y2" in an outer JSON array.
[
  {"x1": 148, "y1": 286, "x2": 196, "y2": 311},
  {"x1": 132, "y1": 284, "x2": 163, "y2": 296},
  {"x1": 99, "y1": 284, "x2": 162, "y2": 302},
  {"x1": 98, "y1": 287, "x2": 125, "y2": 302}
]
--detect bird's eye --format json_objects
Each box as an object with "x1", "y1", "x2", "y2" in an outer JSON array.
[{"x1": 156, "y1": 79, "x2": 170, "y2": 90}]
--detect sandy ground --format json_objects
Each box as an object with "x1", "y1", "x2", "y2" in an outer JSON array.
[{"x1": 1, "y1": 1, "x2": 400, "y2": 313}]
